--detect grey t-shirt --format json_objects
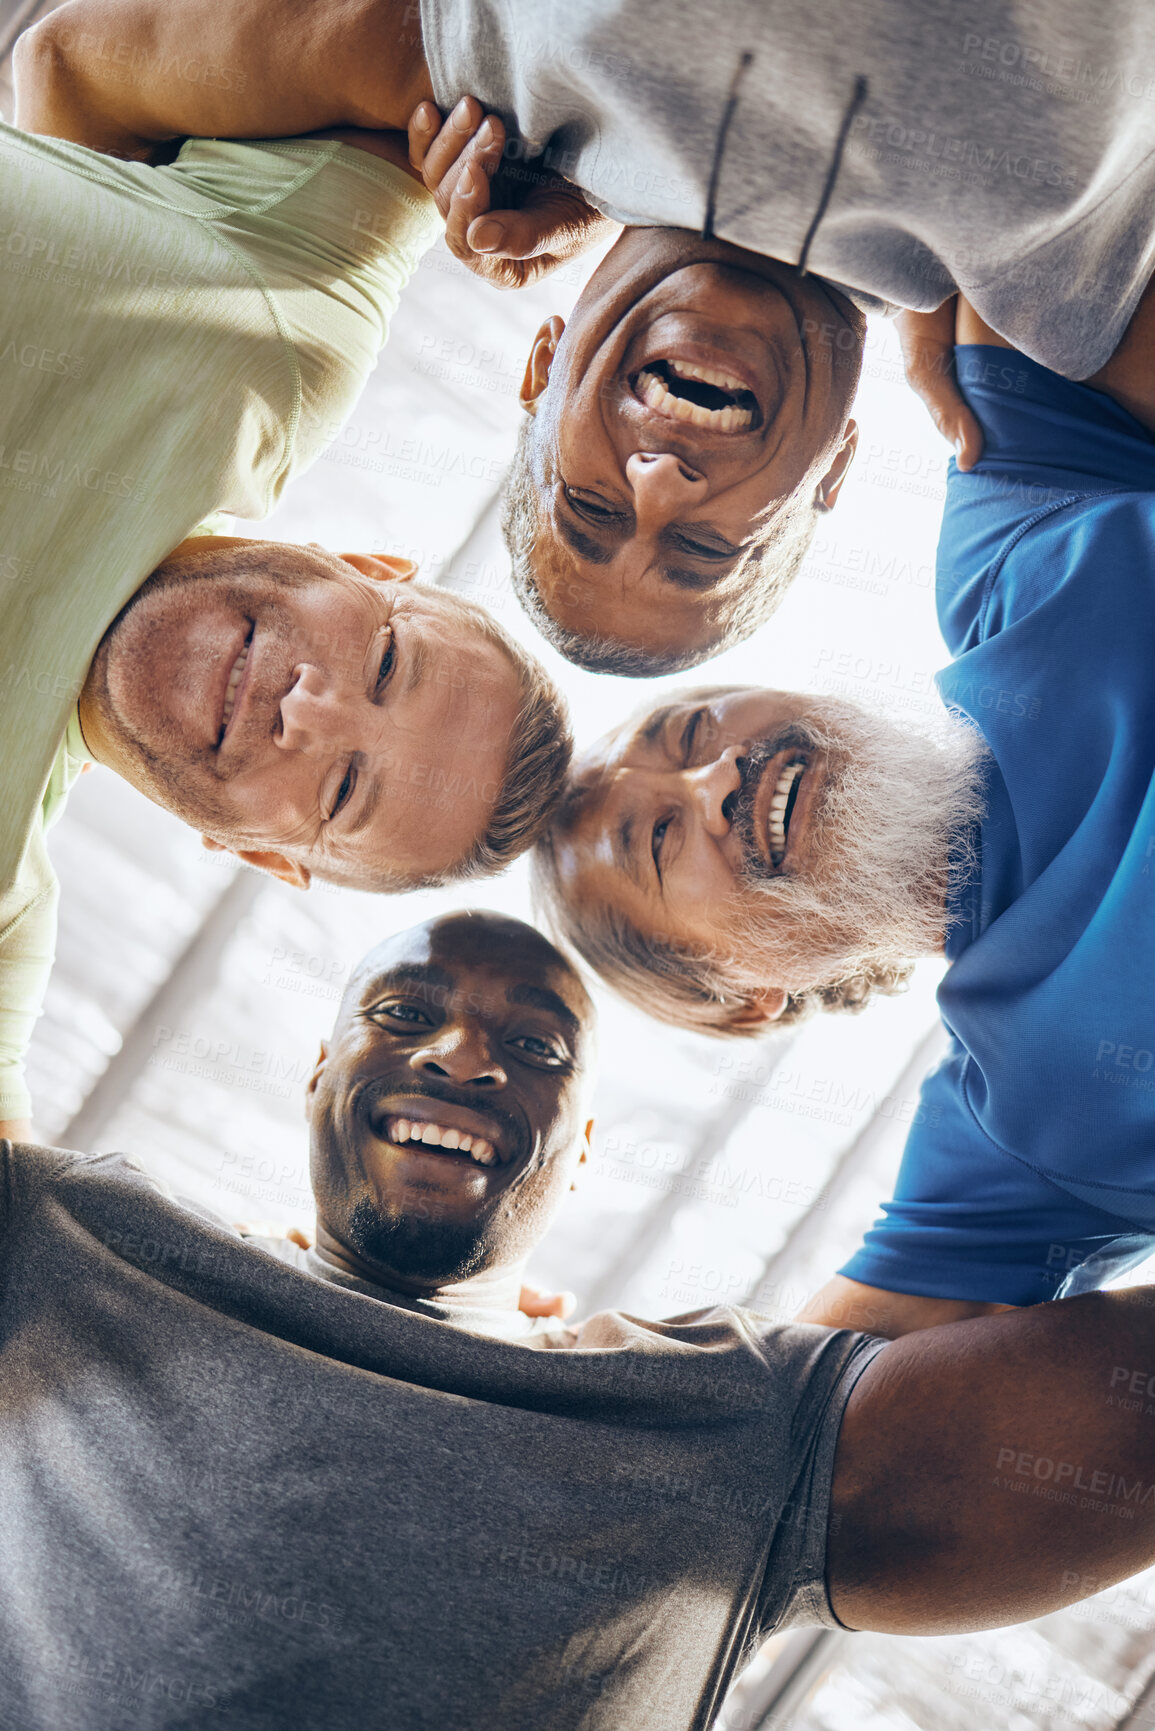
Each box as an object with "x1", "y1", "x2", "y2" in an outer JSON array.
[
  {"x1": 0, "y1": 1143, "x2": 884, "y2": 1731},
  {"x1": 421, "y1": 0, "x2": 1155, "y2": 376}
]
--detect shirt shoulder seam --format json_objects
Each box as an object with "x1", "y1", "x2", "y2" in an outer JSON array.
[{"x1": 976, "y1": 488, "x2": 1126, "y2": 633}]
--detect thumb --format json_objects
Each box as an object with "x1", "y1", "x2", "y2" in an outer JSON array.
[{"x1": 467, "y1": 187, "x2": 605, "y2": 263}]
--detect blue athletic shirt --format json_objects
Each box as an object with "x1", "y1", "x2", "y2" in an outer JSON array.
[{"x1": 840, "y1": 346, "x2": 1155, "y2": 1307}]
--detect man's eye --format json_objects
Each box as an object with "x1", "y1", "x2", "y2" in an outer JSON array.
[
  {"x1": 328, "y1": 764, "x2": 356, "y2": 821},
  {"x1": 680, "y1": 707, "x2": 706, "y2": 763},
  {"x1": 566, "y1": 488, "x2": 623, "y2": 525},
  {"x1": 375, "y1": 626, "x2": 396, "y2": 696},
  {"x1": 371, "y1": 1003, "x2": 431, "y2": 1026},
  {"x1": 677, "y1": 534, "x2": 738, "y2": 560},
  {"x1": 674, "y1": 525, "x2": 741, "y2": 559},
  {"x1": 510, "y1": 1033, "x2": 565, "y2": 1065}
]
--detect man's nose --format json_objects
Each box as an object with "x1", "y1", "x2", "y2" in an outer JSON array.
[
  {"x1": 276, "y1": 665, "x2": 354, "y2": 756},
  {"x1": 675, "y1": 750, "x2": 744, "y2": 837},
  {"x1": 626, "y1": 451, "x2": 707, "y2": 529},
  {"x1": 408, "y1": 1027, "x2": 507, "y2": 1089}
]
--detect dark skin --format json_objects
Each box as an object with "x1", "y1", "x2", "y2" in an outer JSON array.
[
  {"x1": 300, "y1": 914, "x2": 1155, "y2": 1635},
  {"x1": 305, "y1": 911, "x2": 594, "y2": 1308},
  {"x1": 516, "y1": 229, "x2": 861, "y2": 664}
]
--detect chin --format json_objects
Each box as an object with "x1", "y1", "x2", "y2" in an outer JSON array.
[{"x1": 346, "y1": 1196, "x2": 488, "y2": 1285}]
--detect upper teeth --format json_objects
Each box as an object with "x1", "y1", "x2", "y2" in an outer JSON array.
[
  {"x1": 767, "y1": 761, "x2": 804, "y2": 865},
  {"x1": 636, "y1": 363, "x2": 754, "y2": 433},
  {"x1": 220, "y1": 640, "x2": 250, "y2": 735},
  {"x1": 385, "y1": 1116, "x2": 498, "y2": 1166}
]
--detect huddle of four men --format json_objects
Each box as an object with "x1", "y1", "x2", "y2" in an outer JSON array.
[{"x1": 3, "y1": 0, "x2": 1155, "y2": 1725}]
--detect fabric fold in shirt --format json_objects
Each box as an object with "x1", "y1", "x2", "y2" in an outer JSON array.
[
  {"x1": 421, "y1": 0, "x2": 1155, "y2": 374},
  {"x1": 0, "y1": 1142, "x2": 882, "y2": 1731},
  {"x1": 842, "y1": 347, "x2": 1155, "y2": 1305},
  {"x1": 0, "y1": 125, "x2": 441, "y2": 1118}
]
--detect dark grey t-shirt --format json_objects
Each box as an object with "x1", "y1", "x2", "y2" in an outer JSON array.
[
  {"x1": 421, "y1": 0, "x2": 1155, "y2": 377},
  {"x1": 0, "y1": 1143, "x2": 884, "y2": 1731}
]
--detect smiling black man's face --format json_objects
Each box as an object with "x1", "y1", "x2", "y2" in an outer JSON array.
[{"x1": 306, "y1": 914, "x2": 594, "y2": 1289}]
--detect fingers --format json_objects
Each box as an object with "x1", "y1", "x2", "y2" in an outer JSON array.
[
  {"x1": 896, "y1": 305, "x2": 986, "y2": 471},
  {"x1": 408, "y1": 96, "x2": 504, "y2": 205},
  {"x1": 441, "y1": 127, "x2": 503, "y2": 260},
  {"x1": 468, "y1": 180, "x2": 608, "y2": 265},
  {"x1": 233, "y1": 1221, "x2": 313, "y2": 1248},
  {"x1": 518, "y1": 1282, "x2": 577, "y2": 1321}
]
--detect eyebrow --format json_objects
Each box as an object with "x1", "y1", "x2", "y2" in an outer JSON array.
[
  {"x1": 555, "y1": 512, "x2": 614, "y2": 565},
  {"x1": 638, "y1": 704, "x2": 677, "y2": 747},
  {"x1": 364, "y1": 962, "x2": 455, "y2": 997},
  {"x1": 507, "y1": 982, "x2": 582, "y2": 1038},
  {"x1": 612, "y1": 811, "x2": 646, "y2": 891},
  {"x1": 404, "y1": 629, "x2": 429, "y2": 697},
  {"x1": 659, "y1": 563, "x2": 736, "y2": 592}
]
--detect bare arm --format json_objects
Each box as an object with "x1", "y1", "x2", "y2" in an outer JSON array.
[
  {"x1": 13, "y1": 0, "x2": 433, "y2": 159},
  {"x1": 829, "y1": 1288, "x2": 1155, "y2": 1633},
  {"x1": 798, "y1": 1273, "x2": 1014, "y2": 1339},
  {"x1": 900, "y1": 288, "x2": 1155, "y2": 467}
]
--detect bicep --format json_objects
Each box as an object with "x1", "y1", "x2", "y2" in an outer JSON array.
[
  {"x1": 797, "y1": 1274, "x2": 1013, "y2": 1339},
  {"x1": 828, "y1": 1292, "x2": 1155, "y2": 1634}
]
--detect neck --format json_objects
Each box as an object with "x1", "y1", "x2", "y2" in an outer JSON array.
[{"x1": 312, "y1": 1221, "x2": 527, "y2": 1317}]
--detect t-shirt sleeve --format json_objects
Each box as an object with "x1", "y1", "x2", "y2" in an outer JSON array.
[
  {"x1": 759, "y1": 1331, "x2": 888, "y2": 1633},
  {"x1": 839, "y1": 1042, "x2": 1143, "y2": 1307},
  {"x1": 935, "y1": 346, "x2": 1155, "y2": 655},
  {"x1": 159, "y1": 139, "x2": 443, "y2": 484},
  {"x1": 0, "y1": 827, "x2": 58, "y2": 1124}
]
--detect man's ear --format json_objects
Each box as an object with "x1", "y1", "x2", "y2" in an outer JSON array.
[
  {"x1": 201, "y1": 836, "x2": 311, "y2": 890},
  {"x1": 519, "y1": 315, "x2": 565, "y2": 414},
  {"x1": 815, "y1": 419, "x2": 859, "y2": 512},
  {"x1": 726, "y1": 986, "x2": 789, "y2": 1031},
  {"x1": 334, "y1": 552, "x2": 418, "y2": 584},
  {"x1": 305, "y1": 1040, "x2": 328, "y2": 1120},
  {"x1": 571, "y1": 1117, "x2": 594, "y2": 1191}
]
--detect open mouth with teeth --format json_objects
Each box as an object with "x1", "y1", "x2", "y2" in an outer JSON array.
[
  {"x1": 218, "y1": 627, "x2": 253, "y2": 744},
  {"x1": 632, "y1": 359, "x2": 760, "y2": 433},
  {"x1": 766, "y1": 759, "x2": 806, "y2": 867},
  {"x1": 370, "y1": 1106, "x2": 506, "y2": 1169}
]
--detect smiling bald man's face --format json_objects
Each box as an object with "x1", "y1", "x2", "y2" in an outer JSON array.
[
  {"x1": 511, "y1": 229, "x2": 862, "y2": 671},
  {"x1": 306, "y1": 912, "x2": 595, "y2": 1293}
]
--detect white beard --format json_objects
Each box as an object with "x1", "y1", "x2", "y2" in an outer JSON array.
[{"x1": 726, "y1": 701, "x2": 988, "y2": 996}]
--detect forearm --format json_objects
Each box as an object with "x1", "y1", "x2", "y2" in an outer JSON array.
[
  {"x1": 830, "y1": 1288, "x2": 1155, "y2": 1634},
  {"x1": 798, "y1": 1273, "x2": 1014, "y2": 1339},
  {"x1": 13, "y1": 0, "x2": 432, "y2": 157}
]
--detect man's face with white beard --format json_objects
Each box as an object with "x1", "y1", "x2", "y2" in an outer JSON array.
[{"x1": 541, "y1": 686, "x2": 986, "y2": 1028}]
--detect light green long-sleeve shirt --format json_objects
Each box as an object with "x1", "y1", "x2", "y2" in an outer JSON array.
[{"x1": 0, "y1": 123, "x2": 441, "y2": 1119}]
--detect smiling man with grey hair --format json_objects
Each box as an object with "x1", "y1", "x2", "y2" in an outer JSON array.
[{"x1": 535, "y1": 302, "x2": 1155, "y2": 1343}]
